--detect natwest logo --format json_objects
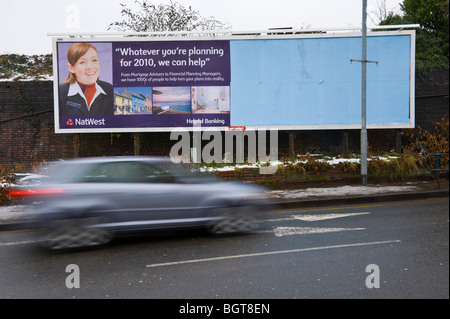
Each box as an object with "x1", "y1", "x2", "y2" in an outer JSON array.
[
  {"x1": 66, "y1": 119, "x2": 74, "y2": 126},
  {"x1": 74, "y1": 118, "x2": 106, "y2": 126}
]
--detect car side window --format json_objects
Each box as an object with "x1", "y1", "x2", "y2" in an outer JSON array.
[{"x1": 82, "y1": 162, "x2": 175, "y2": 183}]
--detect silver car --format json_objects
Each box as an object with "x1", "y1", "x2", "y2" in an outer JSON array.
[{"x1": 10, "y1": 157, "x2": 272, "y2": 250}]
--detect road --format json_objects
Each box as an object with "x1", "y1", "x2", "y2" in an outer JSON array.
[{"x1": 0, "y1": 198, "x2": 448, "y2": 303}]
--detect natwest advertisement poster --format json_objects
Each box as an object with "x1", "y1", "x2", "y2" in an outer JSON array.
[{"x1": 56, "y1": 39, "x2": 231, "y2": 132}]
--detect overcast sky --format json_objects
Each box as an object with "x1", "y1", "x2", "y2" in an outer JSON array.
[{"x1": 0, "y1": 0, "x2": 403, "y2": 55}]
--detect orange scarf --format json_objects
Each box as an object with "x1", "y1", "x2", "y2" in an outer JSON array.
[{"x1": 78, "y1": 81, "x2": 97, "y2": 107}]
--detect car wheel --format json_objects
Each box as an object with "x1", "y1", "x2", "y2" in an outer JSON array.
[
  {"x1": 40, "y1": 217, "x2": 114, "y2": 250},
  {"x1": 207, "y1": 206, "x2": 259, "y2": 235}
]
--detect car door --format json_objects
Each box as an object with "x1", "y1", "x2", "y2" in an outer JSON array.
[{"x1": 81, "y1": 161, "x2": 207, "y2": 230}]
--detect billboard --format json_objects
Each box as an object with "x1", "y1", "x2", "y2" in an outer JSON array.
[{"x1": 52, "y1": 31, "x2": 415, "y2": 133}]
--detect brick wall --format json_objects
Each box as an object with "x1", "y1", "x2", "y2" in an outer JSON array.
[
  {"x1": 1, "y1": 68, "x2": 448, "y2": 170},
  {"x1": 415, "y1": 69, "x2": 449, "y2": 132},
  {"x1": 1, "y1": 81, "x2": 71, "y2": 169}
]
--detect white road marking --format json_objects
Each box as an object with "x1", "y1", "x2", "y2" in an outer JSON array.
[
  {"x1": 263, "y1": 212, "x2": 370, "y2": 223},
  {"x1": 0, "y1": 240, "x2": 36, "y2": 247},
  {"x1": 293, "y1": 212, "x2": 370, "y2": 221},
  {"x1": 271, "y1": 226, "x2": 365, "y2": 237},
  {"x1": 146, "y1": 240, "x2": 401, "y2": 268},
  {"x1": 0, "y1": 212, "x2": 369, "y2": 246}
]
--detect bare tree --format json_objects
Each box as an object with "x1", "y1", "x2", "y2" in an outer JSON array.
[
  {"x1": 109, "y1": 0, "x2": 230, "y2": 32},
  {"x1": 369, "y1": 0, "x2": 400, "y2": 25}
]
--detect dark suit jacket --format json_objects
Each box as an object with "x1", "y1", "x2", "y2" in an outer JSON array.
[{"x1": 59, "y1": 80, "x2": 114, "y2": 116}]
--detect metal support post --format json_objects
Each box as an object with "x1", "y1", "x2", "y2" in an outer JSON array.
[{"x1": 361, "y1": 0, "x2": 368, "y2": 185}]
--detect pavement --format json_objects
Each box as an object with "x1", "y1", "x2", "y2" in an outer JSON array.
[
  {"x1": 272, "y1": 179, "x2": 449, "y2": 209},
  {"x1": 0, "y1": 179, "x2": 448, "y2": 232}
]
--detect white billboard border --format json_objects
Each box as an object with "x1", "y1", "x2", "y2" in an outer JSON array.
[{"x1": 51, "y1": 29, "x2": 416, "y2": 133}]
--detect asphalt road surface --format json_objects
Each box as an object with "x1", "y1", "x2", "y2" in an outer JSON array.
[{"x1": 0, "y1": 198, "x2": 448, "y2": 303}]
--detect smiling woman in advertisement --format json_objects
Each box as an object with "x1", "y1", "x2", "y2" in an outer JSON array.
[{"x1": 59, "y1": 43, "x2": 114, "y2": 116}]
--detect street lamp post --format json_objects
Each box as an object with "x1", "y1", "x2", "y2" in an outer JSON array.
[{"x1": 361, "y1": 0, "x2": 368, "y2": 185}]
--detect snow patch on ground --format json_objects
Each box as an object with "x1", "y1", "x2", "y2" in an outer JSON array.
[
  {"x1": 200, "y1": 156, "x2": 397, "y2": 173},
  {"x1": 271, "y1": 185, "x2": 419, "y2": 199},
  {"x1": 0, "y1": 205, "x2": 32, "y2": 222}
]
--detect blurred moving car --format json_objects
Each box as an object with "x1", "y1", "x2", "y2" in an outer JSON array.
[{"x1": 8, "y1": 157, "x2": 272, "y2": 250}]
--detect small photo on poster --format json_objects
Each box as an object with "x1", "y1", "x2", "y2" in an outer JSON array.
[
  {"x1": 191, "y1": 86, "x2": 230, "y2": 114},
  {"x1": 113, "y1": 87, "x2": 153, "y2": 115},
  {"x1": 153, "y1": 87, "x2": 192, "y2": 114}
]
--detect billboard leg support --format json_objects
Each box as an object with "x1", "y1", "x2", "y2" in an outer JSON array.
[
  {"x1": 73, "y1": 134, "x2": 80, "y2": 158},
  {"x1": 134, "y1": 133, "x2": 141, "y2": 156},
  {"x1": 343, "y1": 130, "x2": 349, "y2": 156},
  {"x1": 289, "y1": 131, "x2": 295, "y2": 157},
  {"x1": 395, "y1": 129, "x2": 402, "y2": 154}
]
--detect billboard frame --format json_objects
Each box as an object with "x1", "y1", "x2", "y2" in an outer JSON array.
[{"x1": 50, "y1": 28, "x2": 416, "y2": 133}]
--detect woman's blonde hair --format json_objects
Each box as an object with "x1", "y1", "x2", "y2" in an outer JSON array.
[{"x1": 61, "y1": 43, "x2": 98, "y2": 84}]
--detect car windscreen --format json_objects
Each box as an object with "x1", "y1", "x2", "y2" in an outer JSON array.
[
  {"x1": 37, "y1": 162, "x2": 95, "y2": 184},
  {"x1": 38, "y1": 159, "x2": 218, "y2": 184}
]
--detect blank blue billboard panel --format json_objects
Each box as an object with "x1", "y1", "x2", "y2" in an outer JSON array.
[{"x1": 230, "y1": 33, "x2": 413, "y2": 128}]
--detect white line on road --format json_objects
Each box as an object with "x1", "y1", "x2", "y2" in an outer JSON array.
[
  {"x1": 294, "y1": 212, "x2": 370, "y2": 221},
  {"x1": 0, "y1": 240, "x2": 36, "y2": 247},
  {"x1": 263, "y1": 212, "x2": 370, "y2": 223},
  {"x1": 257, "y1": 226, "x2": 366, "y2": 237},
  {"x1": 146, "y1": 240, "x2": 401, "y2": 268}
]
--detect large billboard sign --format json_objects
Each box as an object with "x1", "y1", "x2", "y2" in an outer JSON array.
[{"x1": 52, "y1": 30, "x2": 415, "y2": 133}]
